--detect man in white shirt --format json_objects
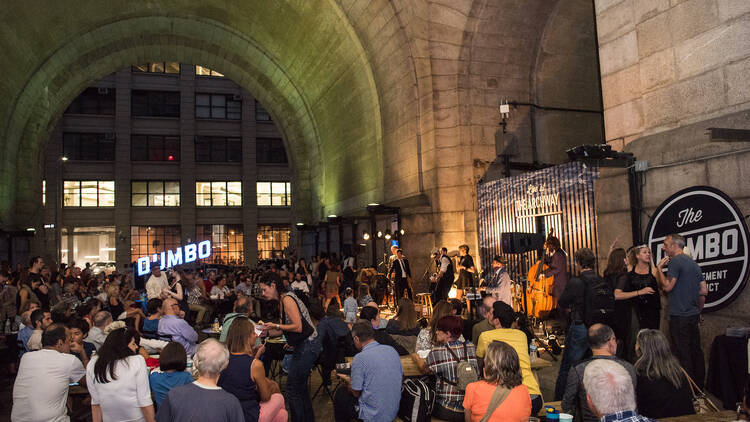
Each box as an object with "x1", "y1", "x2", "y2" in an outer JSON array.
[
  {"x1": 12, "y1": 323, "x2": 86, "y2": 422},
  {"x1": 26, "y1": 309, "x2": 52, "y2": 351},
  {"x1": 146, "y1": 264, "x2": 169, "y2": 300}
]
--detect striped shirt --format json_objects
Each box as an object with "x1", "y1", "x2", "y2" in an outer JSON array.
[{"x1": 426, "y1": 340, "x2": 479, "y2": 410}]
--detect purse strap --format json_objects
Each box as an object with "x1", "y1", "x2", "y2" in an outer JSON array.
[
  {"x1": 479, "y1": 385, "x2": 511, "y2": 422},
  {"x1": 680, "y1": 367, "x2": 720, "y2": 412}
]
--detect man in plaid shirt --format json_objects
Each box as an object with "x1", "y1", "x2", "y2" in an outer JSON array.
[
  {"x1": 583, "y1": 359, "x2": 655, "y2": 422},
  {"x1": 426, "y1": 315, "x2": 479, "y2": 420}
]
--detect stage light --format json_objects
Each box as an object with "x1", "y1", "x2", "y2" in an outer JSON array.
[
  {"x1": 363, "y1": 232, "x2": 370, "y2": 240},
  {"x1": 384, "y1": 233, "x2": 392, "y2": 240},
  {"x1": 61, "y1": 156, "x2": 68, "y2": 161},
  {"x1": 399, "y1": 228, "x2": 405, "y2": 235},
  {"x1": 296, "y1": 222, "x2": 304, "y2": 226},
  {"x1": 26, "y1": 227, "x2": 36, "y2": 232},
  {"x1": 377, "y1": 231, "x2": 383, "y2": 238}
]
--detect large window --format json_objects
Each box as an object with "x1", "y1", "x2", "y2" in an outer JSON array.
[
  {"x1": 256, "y1": 182, "x2": 291, "y2": 206},
  {"x1": 195, "y1": 94, "x2": 241, "y2": 120},
  {"x1": 130, "y1": 226, "x2": 181, "y2": 264},
  {"x1": 63, "y1": 133, "x2": 115, "y2": 161},
  {"x1": 195, "y1": 65, "x2": 224, "y2": 77},
  {"x1": 132, "y1": 181, "x2": 180, "y2": 207},
  {"x1": 61, "y1": 226, "x2": 116, "y2": 266},
  {"x1": 195, "y1": 225, "x2": 244, "y2": 265},
  {"x1": 131, "y1": 135, "x2": 180, "y2": 161},
  {"x1": 256, "y1": 138, "x2": 287, "y2": 164},
  {"x1": 63, "y1": 181, "x2": 115, "y2": 207},
  {"x1": 257, "y1": 226, "x2": 290, "y2": 259},
  {"x1": 65, "y1": 87, "x2": 115, "y2": 115},
  {"x1": 132, "y1": 62, "x2": 180, "y2": 74},
  {"x1": 131, "y1": 90, "x2": 180, "y2": 117},
  {"x1": 255, "y1": 100, "x2": 272, "y2": 122},
  {"x1": 195, "y1": 136, "x2": 242, "y2": 162},
  {"x1": 196, "y1": 182, "x2": 242, "y2": 207}
]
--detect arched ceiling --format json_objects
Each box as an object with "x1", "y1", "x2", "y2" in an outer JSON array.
[{"x1": 0, "y1": 0, "x2": 385, "y2": 228}]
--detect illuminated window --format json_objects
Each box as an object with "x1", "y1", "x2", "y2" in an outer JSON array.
[
  {"x1": 63, "y1": 181, "x2": 115, "y2": 207},
  {"x1": 195, "y1": 94, "x2": 241, "y2": 120},
  {"x1": 42, "y1": 180, "x2": 46, "y2": 207},
  {"x1": 65, "y1": 87, "x2": 115, "y2": 115},
  {"x1": 257, "y1": 226, "x2": 290, "y2": 259},
  {"x1": 132, "y1": 181, "x2": 180, "y2": 207},
  {"x1": 132, "y1": 62, "x2": 180, "y2": 74},
  {"x1": 256, "y1": 182, "x2": 291, "y2": 206},
  {"x1": 132, "y1": 90, "x2": 180, "y2": 117},
  {"x1": 63, "y1": 133, "x2": 115, "y2": 161},
  {"x1": 196, "y1": 182, "x2": 242, "y2": 207},
  {"x1": 195, "y1": 225, "x2": 244, "y2": 265},
  {"x1": 256, "y1": 138, "x2": 287, "y2": 164},
  {"x1": 195, "y1": 65, "x2": 224, "y2": 77},
  {"x1": 131, "y1": 135, "x2": 180, "y2": 161},
  {"x1": 130, "y1": 226, "x2": 181, "y2": 263},
  {"x1": 255, "y1": 100, "x2": 272, "y2": 122},
  {"x1": 195, "y1": 136, "x2": 242, "y2": 162}
]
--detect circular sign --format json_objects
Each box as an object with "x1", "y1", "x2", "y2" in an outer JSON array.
[{"x1": 646, "y1": 186, "x2": 749, "y2": 312}]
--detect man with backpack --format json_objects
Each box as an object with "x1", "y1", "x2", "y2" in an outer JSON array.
[{"x1": 554, "y1": 247, "x2": 615, "y2": 401}]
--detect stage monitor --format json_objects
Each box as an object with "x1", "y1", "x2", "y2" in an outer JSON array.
[{"x1": 501, "y1": 232, "x2": 545, "y2": 254}]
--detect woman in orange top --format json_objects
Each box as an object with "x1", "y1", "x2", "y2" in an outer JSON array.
[{"x1": 463, "y1": 340, "x2": 532, "y2": 422}]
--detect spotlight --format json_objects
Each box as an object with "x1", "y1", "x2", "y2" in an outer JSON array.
[
  {"x1": 377, "y1": 231, "x2": 383, "y2": 238},
  {"x1": 296, "y1": 222, "x2": 304, "y2": 226},
  {"x1": 61, "y1": 156, "x2": 68, "y2": 161},
  {"x1": 363, "y1": 232, "x2": 370, "y2": 240}
]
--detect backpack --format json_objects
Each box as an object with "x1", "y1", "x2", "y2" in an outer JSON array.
[
  {"x1": 399, "y1": 377, "x2": 435, "y2": 422},
  {"x1": 583, "y1": 272, "x2": 616, "y2": 327},
  {"x1": 444, "y1": 342, "x2": 479, "y2": 391}
]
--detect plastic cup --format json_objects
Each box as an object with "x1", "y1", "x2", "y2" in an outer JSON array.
[{"x1": 559, "y1": 413, "x2": 573, "y2": 421}]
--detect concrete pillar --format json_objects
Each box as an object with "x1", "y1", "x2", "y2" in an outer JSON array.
[
  {"x1": 242, "y1": 89, "x2": 259, "y2": 267},
  {"x1": 114, "y1": 69, "x2": 132, "y2": 269},
  {"x1": 180, "y1": 66, "x2": 197, "y2": 246}
]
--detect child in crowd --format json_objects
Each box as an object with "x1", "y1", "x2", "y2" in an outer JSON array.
[
  {"x1": 343, "y1": 287, "x2": 358, "y2": 323},
  {"x1": 149, "y1": 342, "x2": 194, "y2": 407},
  {"x1": 358, "y1": 284, "x2": 373, "y2": 307},
  {"x1": 143, "y1": 298, "x2": 162, "y2": 333}
]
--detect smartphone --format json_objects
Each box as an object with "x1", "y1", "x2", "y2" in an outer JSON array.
[{"x1": 69, "y1": 382, "x2": 79, "y2": 386}]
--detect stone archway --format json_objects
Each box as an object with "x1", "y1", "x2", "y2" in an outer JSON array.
[{"x1": 0, "y1": 2, "x2": 386, "y2": 228}]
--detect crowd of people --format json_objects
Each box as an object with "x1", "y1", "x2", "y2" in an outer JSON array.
[{"x1": 0, "y1": 232, "x2": 735, "y2": 421}]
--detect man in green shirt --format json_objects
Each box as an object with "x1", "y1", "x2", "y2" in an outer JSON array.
[{"x1": 219, "y1": 295, "x2": 255, "y2": 342}]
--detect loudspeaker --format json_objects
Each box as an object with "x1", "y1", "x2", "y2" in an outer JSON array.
[{"x1": 501, "y1": 232, "x2": 545, "y2": 254}]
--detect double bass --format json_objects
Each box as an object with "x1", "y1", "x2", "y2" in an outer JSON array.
[{"x1": 526, "y1": 230, "x2": 556, "y2": 318}]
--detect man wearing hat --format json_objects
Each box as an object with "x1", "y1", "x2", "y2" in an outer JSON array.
[
  {"x1": 146, "y1": 262, "x2": 169, "y2": 300},
  {"x1": 486, "y1": 255, "x2": 513, "y2": 307}
]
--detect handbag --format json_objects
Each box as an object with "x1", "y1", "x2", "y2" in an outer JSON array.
[
  {"x1": 680, "y1": 368, "x2": 719, "y2": 413},
  {"x1": 479, "y1": 385, "x2": 511, "y2": 422}
]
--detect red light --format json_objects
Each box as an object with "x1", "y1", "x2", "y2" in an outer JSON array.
[{"x1": 168, "y1": 155, "x2": 174, "y2": 161}]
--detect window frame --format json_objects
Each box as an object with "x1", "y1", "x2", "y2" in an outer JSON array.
[
  {"x1": 131, "y1": 134, "x2": 180, "y2": 162},
  {"x1": 255, "y1": 100, "x2": 272, "y2": 122},
  {"x1": 62, "y1": 132, "x2": 116, "y2": 161},
  {"x1": 132, "y1": 62, "x2": 180, "y2": 74},
  {"x1": 194, "y1": 65, "x2": 225, "y2": 77},
  {"x1": 131, "y1": 90, "x2": 181, "y2": 118},
  {"x1": 65, "y1": 87, "x2": 116, "y2": 115},
  {"x1": 255, "y1": 137, "x2": 288, "y2": 164},
  {"x1": 131, "y1": 180, "x2": 180, "y2": 207},
  {"x1": 256, "y1": 181, "x2": 291, "y2": 207},
  {"x1": 195, "y1": 181, "x2": 242, "y2": 207},
  {"x1": 194, "y1": 136, "x2": 242, "y2": 163},
  {"x1": 195, "y1": 93, "x2": 241, "y2": 120},
  {"x1": 63, "y1": 180, "x2": 115, "y2": 208}
]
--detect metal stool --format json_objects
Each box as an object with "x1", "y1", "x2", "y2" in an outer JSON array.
[{"x1": 415, "y1": 293, "x2": 432, "y2": 317}]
